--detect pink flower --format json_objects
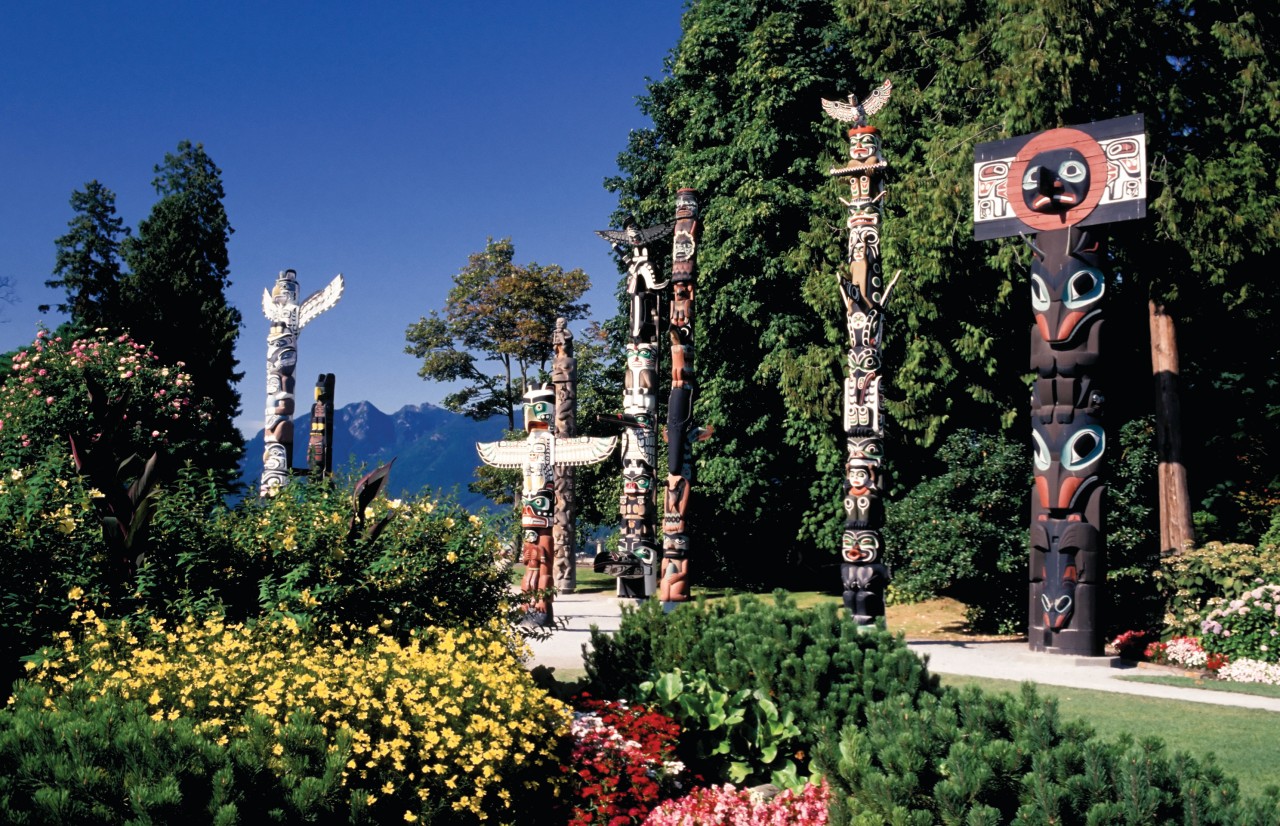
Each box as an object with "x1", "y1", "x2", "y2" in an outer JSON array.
[{"x1": 45, "y1": 397, "x2": 54, "y2": 405}]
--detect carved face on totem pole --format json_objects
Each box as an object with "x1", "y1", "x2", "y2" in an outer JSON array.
[
  {"x1": 1031, "y1": 255, "x2": 1105, "y2": 348},
  {"x1": 847, "y1": 127, "x2": 885, "y2": 167},
  {"x1": 1021, "y1": 148, "x2": 1092, "y2": 213},
  {"x1": 1032, "y1": 419, "x2": 1105, "y2": 516},
  {"x1": 841, "y1": 528, "x2": 881, "y2": 564},
  {"x1": 523, "y1": 385, "x2": 555, "y2": 432}
]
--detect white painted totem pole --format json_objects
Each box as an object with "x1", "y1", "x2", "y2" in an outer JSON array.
[
  {"x1": 595, "y1": 216, "x2": 674, "y2": 598},
  {"x1": 260, "y1": 268, "x2": 344, "y2": 496},
  {"x1": 478, "y1": 385, "x2": 616, "y2": 627},
  {"x1": 822, "y1": 81, "x2": 897, "y2": 624}
]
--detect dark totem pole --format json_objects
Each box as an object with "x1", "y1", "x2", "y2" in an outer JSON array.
[
  {"x1": 974, "y1": 115, "x2": 1147, "y2": 655},
  {"x1": 552, "y1": 318, "x2": 579, "y2": 594},
  {"x1": 822, "y1": 81, "x2": 896, "y2": 624},
  {"x1": 477, "y1": 386, "x2": 615, "y2": 627},
  {"x1": 595, "y1": 216, "x2": 674, "y2": 598},
  {"x1": 306, "y1": 373, "x2": 336, "y2": 478},
  {"x1": 661, "y1": 189, "x2": 709, "y2": 609}
]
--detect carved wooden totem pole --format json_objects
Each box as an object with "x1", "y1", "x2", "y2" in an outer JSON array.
[
  {"x1": 306, "y1": 373, "x2": 336, "y2": 478},
  {"x1": 478, "y1": 385, "x2": 615, "y2": 627},
  {"x1": 595, "y1": 216, "x2": 674, "y2": 597},
  {"x1": 260, "y1": 269, "x2": 344, "y2": 495},
  {"x1": 822, "y1": 81, "x2": 896, "y2": 625},
  {"x1": 661, "y1": 189, "x2": 709, "y2": 609},
  {"x1": 552, "y1": 318, "x2": 579, "y2": 593},
  {"x1": 974, "y1": 114, "x2": 1146, "y2": 655}
]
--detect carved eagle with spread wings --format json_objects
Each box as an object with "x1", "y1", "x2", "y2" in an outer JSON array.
[
  {"x1": 262, "y1": 273, "x2": 345, "y2": 330},
  {"x1": 594, "y1": 216, "x2": 675, "y2": 249},
  {"x1": 821, "y1": 79, "x2": 893, "y2": 127}
]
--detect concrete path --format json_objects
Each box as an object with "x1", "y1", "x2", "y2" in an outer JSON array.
[{"x1": 523, "y1": 591, "x2": 1280, "y2": 712}]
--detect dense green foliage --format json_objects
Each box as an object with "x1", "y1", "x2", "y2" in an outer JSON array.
[
  {"x1": 1158, "y1": 541, "x2": 1280, "y2": 635},
  {"x1": 822, "y1": 683, "x2": 1280, "y2": 824},
  {"x1": 585, "y1": 593, "x2": 943, "y2": 777},
  {"x1": 43, "y1": 141, "x2": 244, "y2": 487},
  {"x1": 606, "y1": 0, "x2": 1279, "y2": 587},
  {"x1": 586, "y1": 595, "x2": 1280, "y2": 822}
]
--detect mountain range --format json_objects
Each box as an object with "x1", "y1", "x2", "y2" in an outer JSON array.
[{"x1": 239, "y1": 401, "x2": 508, "y2": 509}]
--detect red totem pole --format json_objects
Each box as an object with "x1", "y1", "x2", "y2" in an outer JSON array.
[
  {"x1": 822, "y1": 81, "x2": 896, "y2": 624},
  {"x1": 661, "y1": 189, "x2": 710, "y2": 609},
  {"x1": 974, "y1": 114, "x2": 1147, "y2": 655}
]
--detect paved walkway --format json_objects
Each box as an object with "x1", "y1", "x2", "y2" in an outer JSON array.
[{"x1": 524, "y1": 591, "x2": 1280, "y2": 712}]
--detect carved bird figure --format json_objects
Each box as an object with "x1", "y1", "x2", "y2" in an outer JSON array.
[{"x1": 821, "y1": 79, "x2": 893, "y2": 126}]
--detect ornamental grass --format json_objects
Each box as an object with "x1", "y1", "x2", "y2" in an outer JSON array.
[{"x1": 23, "y1": 605, "x2": 571, "y2": 823}]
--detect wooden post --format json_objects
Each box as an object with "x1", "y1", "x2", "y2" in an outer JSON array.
[{"x1": 1149, "y1": 300, "x2": 1195, "y2": 556}]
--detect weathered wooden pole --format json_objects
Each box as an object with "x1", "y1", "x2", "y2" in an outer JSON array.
[
  {"x1": 552, "y1": 318, "x2": 579, "y2": 593},
  {"x1": 260, "y1": 269, "x2": 343, "y2": 495},
  {"x1": 1149, "y1": 300, "x2": 1194, "y2": 556},
  {"x1": 974, "y1": 115, "x2": 1147, "y2": 655},
  {"x1": 822, "y1": 81, "x2": 895, "y2": 624}
]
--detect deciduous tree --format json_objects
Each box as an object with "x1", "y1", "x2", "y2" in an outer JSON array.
[{"x1": 404, "y1": 237, "x2": 590, "y2": 432}]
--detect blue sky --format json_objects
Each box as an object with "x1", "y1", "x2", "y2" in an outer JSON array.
[{"x1": 1, "y1": 2, "x2": 684, "y2": 435}]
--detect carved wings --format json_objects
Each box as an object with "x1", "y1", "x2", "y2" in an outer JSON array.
[
  {"x1": 821, "y1": 79, "x2": 893, "y2": 126},
  {"x1": 298, "y1": 274, "x2": 344, "y2": 330},
  {"x1": 476, "y1": 435, "x2": 617, "y2": 469},
  {"x1": 476, "y1": 439, "x2": 527, "y2": 469},
  {"x1": 555, "y1": 435, "x2": 617, "y2": 467},
  {"x1": 595, "y1": 217, "x2": 676, "y2": 248}
]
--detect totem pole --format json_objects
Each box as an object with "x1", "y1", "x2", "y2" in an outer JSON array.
[
  {"x1": 974, "y1": 114, "x2": 1147, "y2": 655},
  {"x1": 552, "y1": 318, "x2": 579, "y2": 593},
  {"x1": 306, "y1": 373, "x2": 336, "y2": 478},
  {"x1": 595, "y1": 217, "x2": 673, "y2": 597},
  {"x1": 661, "y1": 189, "x2": 710, "y2": 609},
  {"x1": 477, "y1": 385, "x2": 616, "y2": 627},
  {"x1": 260, "y1": 269, "x2": 344, "y2": 495},
  {"x1": 822, "y1": 81, "x2": 896, "y2": 625}
]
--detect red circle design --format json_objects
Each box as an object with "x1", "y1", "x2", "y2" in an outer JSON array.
[{"x1": 1006, "y1": 127, "x2": 1106, "y2": 231}]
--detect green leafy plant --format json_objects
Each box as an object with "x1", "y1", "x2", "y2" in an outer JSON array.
[
  {"x1": 1200, "y1": 584, "x2": 1280, "y2": 664},
  {"x1": 1157, "y1": 542, "x2": 1280, "y2": 635},
  {"x1": 636, "y1": 668, "x2": 805, "y2": 789}
]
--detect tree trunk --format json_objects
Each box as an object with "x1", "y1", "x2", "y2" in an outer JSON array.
[{"x1": 1149, "y1": 300, "x2": 1195, "y2": 556}]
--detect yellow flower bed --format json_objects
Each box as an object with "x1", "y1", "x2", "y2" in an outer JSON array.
[{"x1": 25, "y1": 608, "x2": 571, "y2": 822}]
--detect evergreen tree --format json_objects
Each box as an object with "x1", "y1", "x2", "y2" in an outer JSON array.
[
  {"x1": 43, "y1": 181, "x2": 129, "y2": 330},
  {"x1": 120, "y1": 141, "x2": 243, "y2": 485},
  {"x1": 610, "y1": 0, "x2": 1279, "y2": 585}
]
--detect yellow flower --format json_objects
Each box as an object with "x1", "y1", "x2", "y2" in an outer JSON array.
[
  {"x1": 382, "y1": 781, "x2": 396, "y2": 794},
  {"x1": 67, "y1": 587, "x2": 83, "y2": 601},
  {"x1": 404, "y1": 813, "x2": 418, "y2": 823}
]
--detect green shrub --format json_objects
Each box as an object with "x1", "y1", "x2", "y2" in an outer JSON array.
[
  {"x1": 635, "y1": 668, "x2": 805, "y2": 789},
  {"x1": 1200, "y1": 583, "x2": 1280, "y2": 663},
  {"x1": 0, "y1": 329, "x2": 232, "y2": 485},
  {"x1": 1157, "y1": 542, "x2": 1280, "y2": 635},
  {"x1": 24, "y1": 610, "x2": 568, "y2": 823},
  {"x1": 819, "y1": 683, "x2": 1280, "y2": 824},
  {"x1": 883, "y1": 430, "x2": 1029, "y2": 633},
  {"x1": 585, "y1": 592, "x2": 942, "y2": 783}
]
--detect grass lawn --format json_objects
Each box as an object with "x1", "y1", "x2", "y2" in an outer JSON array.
[
  {"x1": 940, "y1": 675, "x2": 1280, "y2": 800},
  {"x1": 1118, "y1": 673, "x2": 1280, "y2": 699}
]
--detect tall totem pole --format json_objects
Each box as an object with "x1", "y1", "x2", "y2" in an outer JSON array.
[
  {"x1": 595, "y1": 217, "x2": 674, "y2": 598},
  {"x1": 477, "y1": 386, "x2": 616, "y2": 627},
  {"x1": 552, "y1": 318, "x2": 579, "y2": 593},
  {"x1": 260, "y1": 269, "x2": 344, "y2": 495},
  {"x1": 974, "y1": 114, "x2": 1147, "y2": 655},
  {"x1": 822, "y1": 81, "x2": 896, "y2": 625},
  {"x1": 661, "y1": 189, "x2": 708, "y2": 609}
]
